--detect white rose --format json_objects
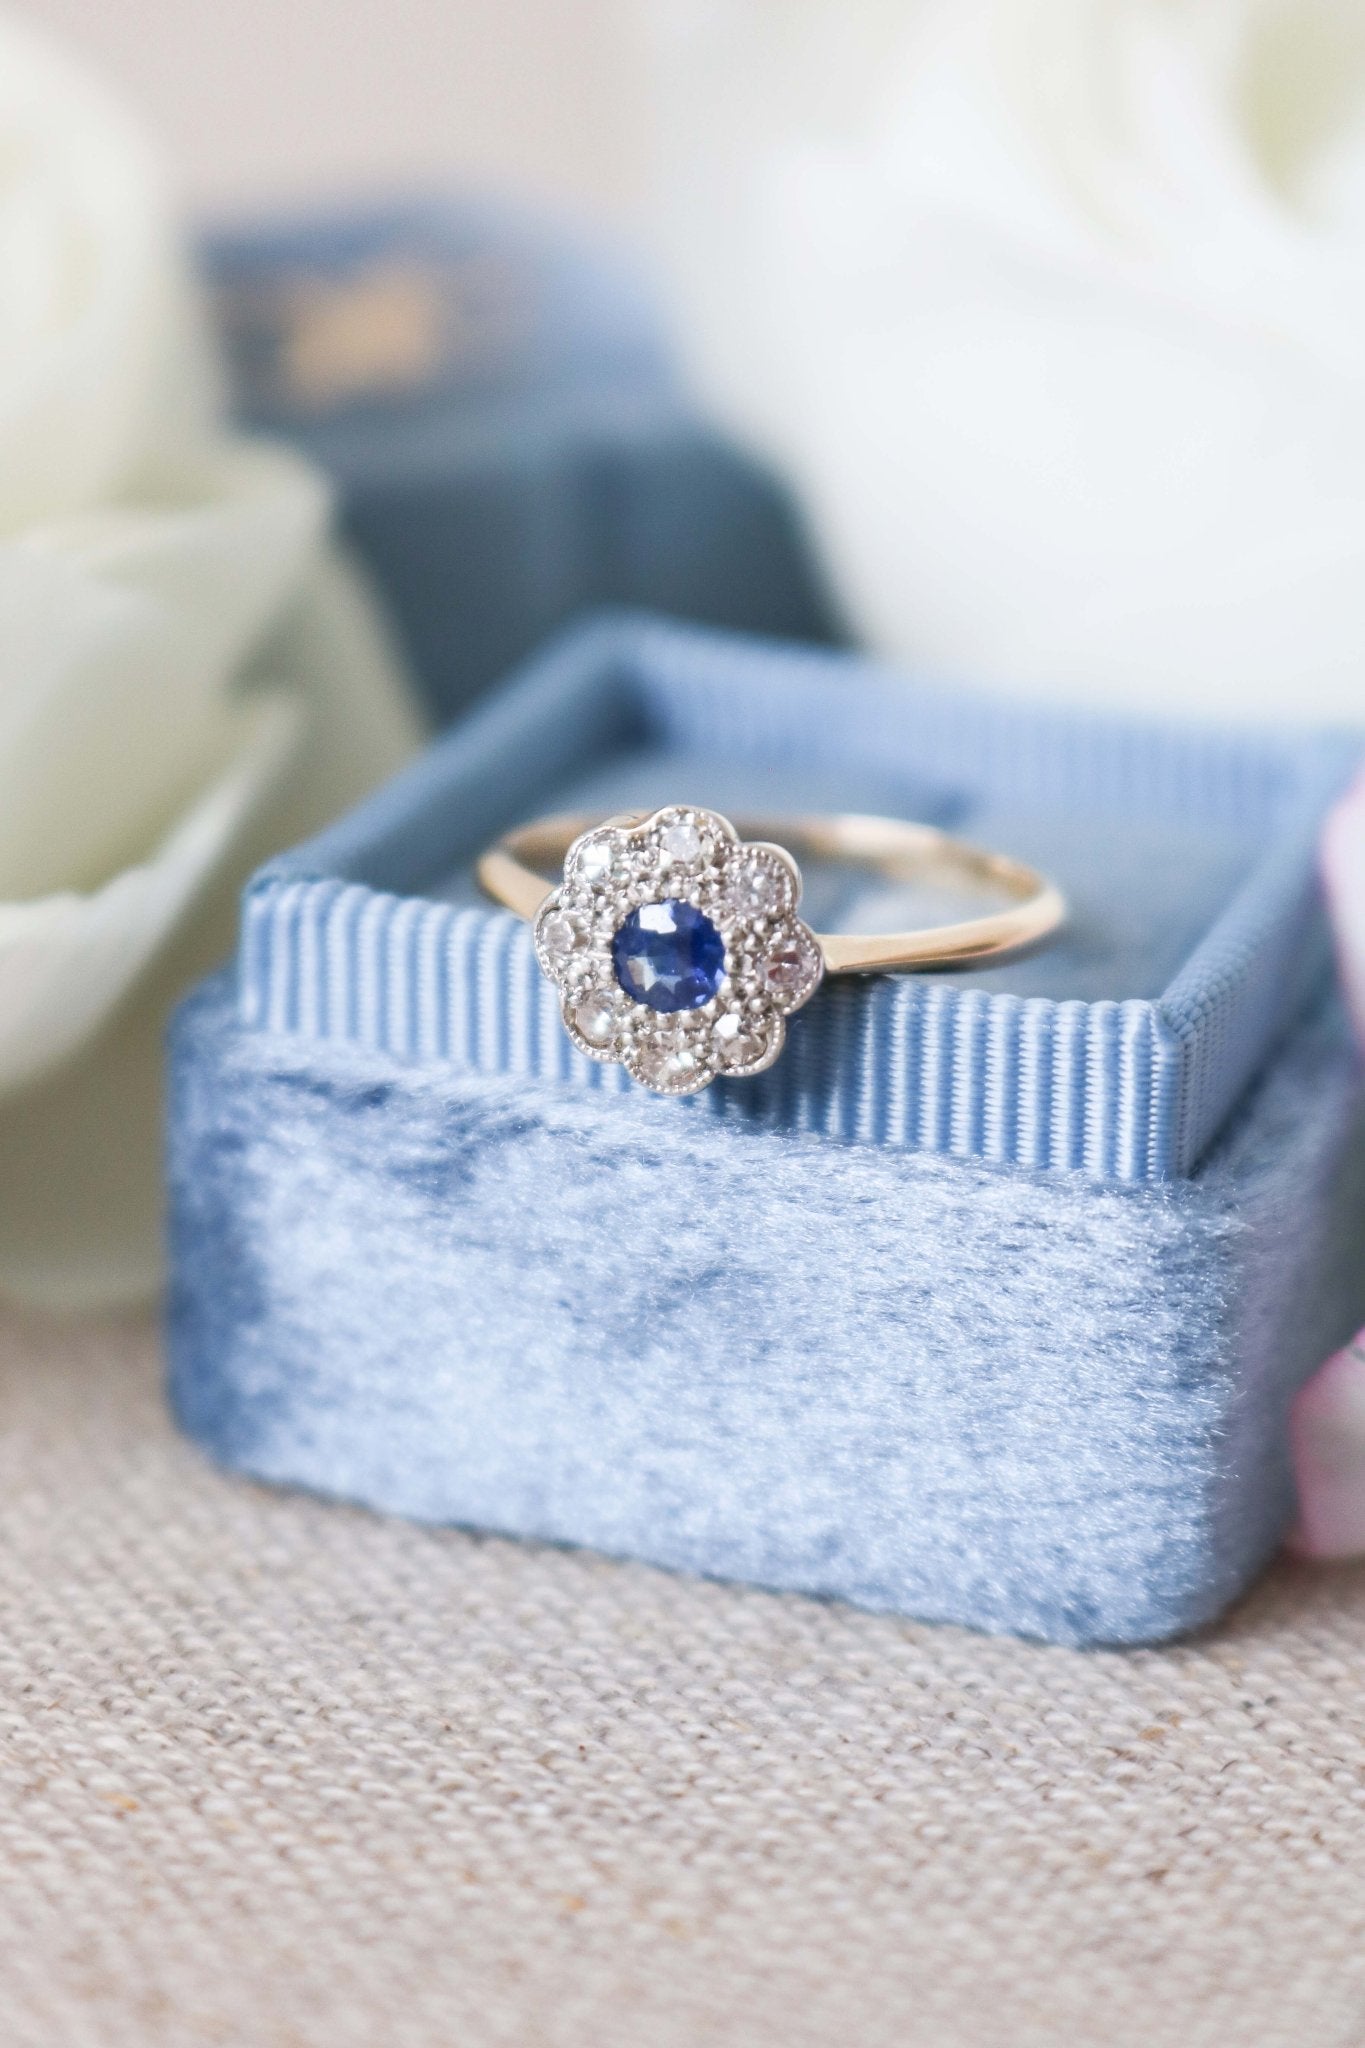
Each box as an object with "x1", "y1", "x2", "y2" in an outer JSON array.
[
  {"x1": 645, "y1": 0, "x2": 1365, "y2": 719},
  {"x1": 0, "y1": 13, "x2": 420, "y2": 1308}
]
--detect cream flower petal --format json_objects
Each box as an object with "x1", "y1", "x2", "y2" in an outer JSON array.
[
  {"x1": 0, "y1": 9, "x2": 210, "y2": 528},
  {"x1": 0, "y1": 13, "x2": 423, "y2": 1307},
  {"x1": 0, "y1": 441, "x2": 327, "y2": 898},
  {"x1": 0, "y1": 552, "x2": 420, "y2": 1312},
  {"x1": 0, "y1": 687, "x2": 299, "y2": 1094},
  {"x1": 645, "y1": 0, "x2": 1365, "y2": 719}
]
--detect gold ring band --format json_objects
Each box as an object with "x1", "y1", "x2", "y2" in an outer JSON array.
[
  {"x1": 479, "y1": 811, "x2": 1064, "y2": 974},
  {"x1": 476, "y1": 806, "x2": 1065, "y2": 1095}
]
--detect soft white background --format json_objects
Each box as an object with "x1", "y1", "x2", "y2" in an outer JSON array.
[{"x1": 21, "y1": 0, "x2": 639, "y2": 219}]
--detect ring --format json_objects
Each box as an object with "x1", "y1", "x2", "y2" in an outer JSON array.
[{"x1": 477, "y1": 806, "x2": 1066, "y2": 1096}]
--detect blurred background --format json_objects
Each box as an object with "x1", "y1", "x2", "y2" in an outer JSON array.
[
  {"x1": 20, "y1": 0, "x2": 641, "y2": 221},
  {"x1": 5, "y1": 0, "x2": 1365, "y2": 1309}
]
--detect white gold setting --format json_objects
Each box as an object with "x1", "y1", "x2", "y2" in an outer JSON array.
[{"x1": 532, "y1": 805, "x2": 823, "y2": 1096}]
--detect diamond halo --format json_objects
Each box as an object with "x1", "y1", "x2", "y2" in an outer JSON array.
[{"x1": 532, "y1": 806, "x2": 824, "y2": 1096}]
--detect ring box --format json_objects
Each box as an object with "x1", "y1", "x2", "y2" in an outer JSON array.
[
  {"x1": 203, "y1": 198, "x2": 838, "y2": 726},
  {"x1": 166, "y1": 618, "x2": 1365, "y2": 1646}
]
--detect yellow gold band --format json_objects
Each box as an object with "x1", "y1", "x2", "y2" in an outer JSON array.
[{"x1": 478, "y1": 811, "x2": 1065, "y2": 974}]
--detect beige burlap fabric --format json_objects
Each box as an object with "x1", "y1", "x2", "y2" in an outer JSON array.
[{"x1": 0, "y1": 1309, "x2": 1362, "y2": 2048}]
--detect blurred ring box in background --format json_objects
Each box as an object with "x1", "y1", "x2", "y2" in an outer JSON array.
[{"x1": 202, "y1": 196, "x2": 841, "y2": 728}]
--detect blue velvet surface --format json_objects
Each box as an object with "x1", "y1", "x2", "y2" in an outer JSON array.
[
  {"x1": 202, "y1": 198, "x2": 839, "y2": 724},
  {"x1": 168, "y1": 976, "x2": 1365, "y2": 1647}
]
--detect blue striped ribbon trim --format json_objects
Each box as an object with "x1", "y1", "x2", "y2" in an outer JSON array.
[{"x1": 241, "y1": 876, "x2": 1197, "y2": 1181}]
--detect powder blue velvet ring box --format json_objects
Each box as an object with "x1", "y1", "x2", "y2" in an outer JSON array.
[
  {"x1": 166, "y1": 618, "x2": 1365, "y2": 1648},
  {"x1": 203, "y1": 199, "x2": 836, "y2": 725}
]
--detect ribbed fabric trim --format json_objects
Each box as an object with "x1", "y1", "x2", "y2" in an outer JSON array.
[{"x1": 241, "y1": 880, "x2": 1192, "y2": 1180}]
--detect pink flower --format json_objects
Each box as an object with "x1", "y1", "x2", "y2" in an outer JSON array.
[
  {"x1": 1292, "y1": 1338, "x2": 1365, "y2": 1560},
  {"x1": 1291, "y1": 774, "x2": 1365, "y2": 1558},
  {"x1": 1323, "y1": 768, "x2": 1365, "y2": 1048}
]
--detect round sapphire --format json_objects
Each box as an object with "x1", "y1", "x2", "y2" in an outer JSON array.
[{"x1": 612, "y1": 900, "x2": 726, "y2": 1013}]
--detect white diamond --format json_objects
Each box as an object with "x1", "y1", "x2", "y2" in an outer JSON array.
[
  {"x1": 762, "y1": 937, "x2": 819, "y2": 1003},
  {"x1": 661, "y1": 821, "x2": 705, "y2": 866},
  {"x1": 724, "y1": 858, "x2": 792, "y2": 919},
  {"x1": 571, "y1": 993, "x2": 617, "y2": 1047},
  {"x1": 713, "y1": 1013, "x2": 770, "y2": 1070},
  {"x1": 636, "y1": 1041, "x2": 704, "y2": 1090},
  {"x1": 575, "y1": 837, "x2": 618, "y2": 882},
  {"x1": 538, "y1": 913, "x2": 581, "y2": 968}
]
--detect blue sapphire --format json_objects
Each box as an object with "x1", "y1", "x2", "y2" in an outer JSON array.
[{"x1": 612, "y1": 900, "x2": 726, "y2": 1013}]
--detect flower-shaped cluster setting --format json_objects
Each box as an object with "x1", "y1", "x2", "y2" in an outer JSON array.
[{"x1": 533, "y1": 807, "x2": 824, "y2": 1095}]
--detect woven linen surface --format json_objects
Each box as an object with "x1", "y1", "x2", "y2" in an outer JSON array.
[{"x1": 3, "y1": 1311, "x2": 1365, "y2": 2048}]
